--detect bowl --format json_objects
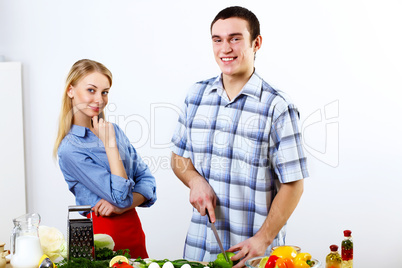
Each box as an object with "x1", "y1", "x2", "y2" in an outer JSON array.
[{"x1": 245, "y1": 256, "x2": 322, "y2": 268}]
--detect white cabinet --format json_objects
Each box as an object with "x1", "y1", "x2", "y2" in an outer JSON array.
[{"x1": 0, "y1": 62, "x2": 26, "y2": 248}]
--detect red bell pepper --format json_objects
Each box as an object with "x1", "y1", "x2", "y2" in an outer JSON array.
[{"x1": 265, "y1": 255, "x2": 279, "y2": 268}]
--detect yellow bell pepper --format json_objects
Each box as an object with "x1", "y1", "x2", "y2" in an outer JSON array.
[
  {"x1": 293, "y1": 253, "x2": 312, "y2": 268},
  {"x1": 271, "y1": 246, "x2": 298, "y2": 259}
]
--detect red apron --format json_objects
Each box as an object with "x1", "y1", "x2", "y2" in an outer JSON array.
[{"x1": 88, "y1": 208, "x2": 148, "y2": 259}]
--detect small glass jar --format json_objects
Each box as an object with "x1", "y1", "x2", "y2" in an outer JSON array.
[
  {"x1": 326, "y1": 244, "x2": 342, "y2": 268},
  {"x1": 342, "y1": 230, "x2": 353, "y2": 268}
]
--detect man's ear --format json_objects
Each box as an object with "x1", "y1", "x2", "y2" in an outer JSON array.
[
  {"x1": 67, "y1": 85, "x2": 74, "y2": 98},
  {"x1": 253, "y1": 35, "x2": 262, "y2": 52}
]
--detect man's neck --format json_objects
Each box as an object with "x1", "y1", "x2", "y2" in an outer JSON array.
[{"x1": 222, "y1": 68, "x2": 254, "y2": 101}]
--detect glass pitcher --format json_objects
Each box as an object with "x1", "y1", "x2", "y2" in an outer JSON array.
[{"x1": 10, "y1": 213, "x2": 43, "y2": 268}]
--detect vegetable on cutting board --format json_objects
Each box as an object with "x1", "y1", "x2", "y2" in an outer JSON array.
[
  {"x1": 212, "y1": 252, "x2": 237, "y2": 268},
  {"x1": 138, "y1": 258, "x2": 209, "y2": 268},
  {"x1": 112, "y1": 261, "x2": 133, "y2": 268}
]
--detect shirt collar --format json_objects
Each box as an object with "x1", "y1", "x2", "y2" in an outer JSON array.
[
  {"x1": 205, "y1": 71, "x2": 263, "y2": 101},
  {"x1": 204, "y1": 75, "x2": 223, "y2": 95},
  {"x1": 70, "y1": 124, "x2": 88, "y2": 137}
]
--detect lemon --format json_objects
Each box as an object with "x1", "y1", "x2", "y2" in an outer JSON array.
[
  {"x1": 109, "y1": 255, "x2": 130, "y2": 267},
  {"x1": 271, "y1": 246, "x2": 297, "y2": 259},
  {"x1": 258, "y1": 256, "x2": 270, "y2": 268}
]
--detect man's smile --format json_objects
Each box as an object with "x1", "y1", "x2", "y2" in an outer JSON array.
[{"x1": 221, "y1": 57, "x2": 237, "y2": 62}]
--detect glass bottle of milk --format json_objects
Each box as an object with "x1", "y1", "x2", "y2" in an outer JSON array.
[{"x1": 10, "y1": 213, "x2": 43, "y2": 268}]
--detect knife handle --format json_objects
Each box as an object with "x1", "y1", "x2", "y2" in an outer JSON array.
[{"x1": 205, "y1": 208, "x2": 212, "y2": 223}]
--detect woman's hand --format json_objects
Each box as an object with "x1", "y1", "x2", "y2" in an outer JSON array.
[
  {"x1": 92, "y1": 115, "x2": 116, "y2": 148},
  {"x1": 92, "y1": 199, "x2": 128, "y2": 217},
  {"x1": 93, "y1": 193, "x2": 147, "y2": 217},
  {"x1": 92, "y1": 116, "x2": 128, "y2": 179}
]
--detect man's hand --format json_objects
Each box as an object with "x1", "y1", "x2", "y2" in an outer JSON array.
[
  {"x1": 227, "y1": 179, "x2": 304, "y2": 268},
  {"x1": 171, "y1": 152, "x2": 217, "y2": 222},
  {"x1": 227, "y1": 233, "x2": 270, "y2": 268},
  {"x1": 189, "y1": 176, "x2": 217, "y2": 222}
]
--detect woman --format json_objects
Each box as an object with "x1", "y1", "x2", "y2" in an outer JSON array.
[{"x1": 54, "y1": 59, "x2": 156, "y2": 258}]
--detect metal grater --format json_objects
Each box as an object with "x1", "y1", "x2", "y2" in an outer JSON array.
[{"x1": 67, "y1": 205, "x2": 95, "y2": 260}]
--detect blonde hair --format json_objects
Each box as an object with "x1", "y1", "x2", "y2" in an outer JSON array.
[{"x1": 53, "y1": 59, "x2": 113, "y2": 158}]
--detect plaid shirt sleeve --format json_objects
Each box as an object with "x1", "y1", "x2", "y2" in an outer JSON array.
[
  {"x1": 269, "y1": 103, "x2": 309, "y2": 183},
  {"x1": 171, "y1": 92, "x2": 191, "y2": 159}
]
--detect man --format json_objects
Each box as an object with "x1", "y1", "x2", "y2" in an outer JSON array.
[{"x1": 171, "y1": 6, "x2": 308, "y2": 267}]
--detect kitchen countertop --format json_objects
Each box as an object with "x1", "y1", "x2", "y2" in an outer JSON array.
[{"x1": 4, "y1": 260, "x2": 210, "y2": 267}]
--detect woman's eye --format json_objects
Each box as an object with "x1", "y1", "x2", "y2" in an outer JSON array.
[
  {"x1": 88, "y1": 88, "x2": 95, "y2": 93},
  {"x1": 102, "y1": 91, "x2": 109, "y2": 95}
]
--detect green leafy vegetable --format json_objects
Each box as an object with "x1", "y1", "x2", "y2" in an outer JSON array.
[
  {"x1": 56, "y1": 247, "x2": 130, "y2": 268},
  {"x1": 56, "y1": 257, "x2": 109, "y2": 268},
  {"x1": 95, "y1": 247, "x2": 131, "y2": 260},
  {"x1": 39, "y1": 225, "x2": 68, "y2": 261},
  {"x1": 135, "y1": 258, "x2": 208, "y2": 268}
]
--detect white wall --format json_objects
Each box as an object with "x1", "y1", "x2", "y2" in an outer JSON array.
[{"x1": 1, "y1": 0, "x2": 401, "y2": 266}]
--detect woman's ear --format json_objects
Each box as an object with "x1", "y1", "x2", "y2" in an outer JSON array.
[{"x1": 67, "y1": 85, "x2": 74, "y2": 98}]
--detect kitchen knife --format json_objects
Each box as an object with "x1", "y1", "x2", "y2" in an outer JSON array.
[{"x1": 206, "y1": 208, "x2": 229, "y2": 263}]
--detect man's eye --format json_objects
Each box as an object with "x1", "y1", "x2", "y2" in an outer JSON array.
[{"x1": 213, "y1": 39, "x2": 221, "y2": 43}]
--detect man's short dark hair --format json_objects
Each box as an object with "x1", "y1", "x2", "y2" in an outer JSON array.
[{"x1": 211, "y1": 6, "x2": 260, "y2": 42}]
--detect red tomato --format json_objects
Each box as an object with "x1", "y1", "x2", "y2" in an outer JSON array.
[{"x1": 112, "y1": 261, "x2": 133, "y2": 268}]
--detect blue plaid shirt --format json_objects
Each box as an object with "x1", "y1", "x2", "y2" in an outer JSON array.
[
  {"x1": 58, "y1": 124, "x2": 157, "y2": 212},
  {"x1": 171, "y1": 72, "x2": 308, "y2": 262}
]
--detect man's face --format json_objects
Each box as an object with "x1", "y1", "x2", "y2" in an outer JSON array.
[{"x1": 211, "y1": 17, "x2": 261, "y2": 79}]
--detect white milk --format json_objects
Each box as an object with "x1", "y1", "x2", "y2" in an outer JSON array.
[{"x1": 11, "y1": 236, "x2": 43, "y2": 268}]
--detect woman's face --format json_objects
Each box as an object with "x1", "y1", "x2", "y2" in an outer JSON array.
[{"x1": 67, "y1": 72, "x2": 110, "y2": 124}]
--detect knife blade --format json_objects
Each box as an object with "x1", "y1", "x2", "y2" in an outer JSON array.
[{"x1": 206, "y1": 208, "x2": 229, "y2": 263}]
